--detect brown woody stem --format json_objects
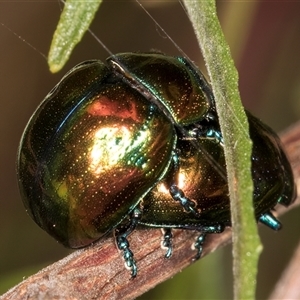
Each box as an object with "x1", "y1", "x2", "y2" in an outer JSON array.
[{"x1": 1, "y1": 121, "x2": 300, "y2": 300}]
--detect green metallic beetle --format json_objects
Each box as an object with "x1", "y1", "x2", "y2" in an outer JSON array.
[{"x1": 17, "y1": 53, "x2": 296, "y2": 277}]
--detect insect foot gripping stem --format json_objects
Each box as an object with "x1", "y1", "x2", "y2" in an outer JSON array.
[
  {"x1": 115, "y1": 209, "x2": 141, "y2": 278},
  {"x1": 162, "y1": 228, "x2": 173, "y2": 258},
  {"x1": 116, "y1": 234, "x2": 137, "y2": 278},
  {"x1": 194, "y1": 225, "x2": 225, "y2": 260},
  {"x1": 194, "y1": 233, "x2": 206, "y2": 261}
]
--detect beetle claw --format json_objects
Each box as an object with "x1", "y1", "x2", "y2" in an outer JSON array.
[
  {"x1": 169, "y1": 184, "x2": 201, "y2": 217},
  {"x1": 116, "y1": 235, "x2": 137, "y2": 278},
  {"x1": 115, "y1": 208, "x2": 141, "y2": 277}
]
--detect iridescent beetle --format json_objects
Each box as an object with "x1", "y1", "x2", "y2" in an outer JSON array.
[{"x1": 17, "y1": 53, "x2": 296, "y2": 277}]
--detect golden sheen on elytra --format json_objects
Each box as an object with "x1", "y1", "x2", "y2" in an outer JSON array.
[{"x1": 17, "y1": 53, "x2": 296, "y2": 277}]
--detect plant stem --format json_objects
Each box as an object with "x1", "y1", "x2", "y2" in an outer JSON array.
[{"x1": 183, "y1": 1, "x2": 261, "y2": 299}]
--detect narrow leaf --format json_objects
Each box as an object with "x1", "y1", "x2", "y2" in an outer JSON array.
[{"x1": 48, "y1": 0, "x2": 102, "y2": 73}]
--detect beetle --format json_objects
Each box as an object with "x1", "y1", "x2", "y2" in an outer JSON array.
[{"x1": 17, "y1": 52, "x2": 296, "y2": 277}]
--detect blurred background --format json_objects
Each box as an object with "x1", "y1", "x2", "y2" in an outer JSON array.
[{"x1": 0, "y1": 1, "x2": 300, "y2": 299}]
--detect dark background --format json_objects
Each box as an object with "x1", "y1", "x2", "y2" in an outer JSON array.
[{"x1": 1, "y1": 1, "x2": 300, "y2": 299}]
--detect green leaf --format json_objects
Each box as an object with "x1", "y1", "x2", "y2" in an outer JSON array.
[
  {"x1": 48, "y1": 0, "x2": 102, "y2": 73},
  {"x1": 182, "y1": 1, "x2": 262, "y2": 299}
]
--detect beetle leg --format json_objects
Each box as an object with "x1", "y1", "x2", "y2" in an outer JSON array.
[
  {"x1": 168, "y1": 152, "x2": 201, "y2": 217},
  {"x1": 194, "y1": 224, "x2": 224, "y2": 260},
  {"x1": 115, "y1": 208, "x2": 141, "y2": 278},
  {"x1": 161, "y1": 228, "x2": 173, "y2": 258},
  {"x1": 116, "y1": 235, "x2": 137, "y2": 277},
  {"x1": 169, "y1": 185, "x2": 200, "y2": 217},
  {"x1": 259, "y1": 211, "x2": 282, "y2": 231},
  {"x1": 194, "y1": 233, "x2": 206, "y2": 260}
]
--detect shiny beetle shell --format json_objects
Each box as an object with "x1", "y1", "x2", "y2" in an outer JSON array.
[
  {"x1": 17, "y1": 53, "x2": 213, "y2": 248},
  {"x1": 139, "y1": 112, "x2": 295, "y2": 229},
  {"x1": 17, "y1": 53, "x2": 296, "y2": 277}
]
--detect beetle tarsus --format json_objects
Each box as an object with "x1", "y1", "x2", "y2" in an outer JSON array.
[
  {"x1": 115, "y1": 208, "x2": 141, "y2": 277},
  {"x1": 194, "y1": 233, "x2": 206, "y2": 260},
  {"x1": 162, "y1": 228, "x2": 173, "y2": 258},
  {"x1": 193, "y1": 225, "x2": 224, "y2": 260},
  {"x1": 169, "y1": 184, "x2": 201, "y2": 217},
  {"x1": 116, "y1": 235, "x2": 137, "y2": 277},
  {"x1": 168, "y1": 152, "x2": 201, "y2": 217}
]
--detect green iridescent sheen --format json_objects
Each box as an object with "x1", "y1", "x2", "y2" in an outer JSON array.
[
  {"x1": 17, "y1": 53, "x2": 295, "y2": 268},
  {"x1": 139, "y1": 112, "x2": 295, "y2": 228},
  {"x1": 108, "y1": 53, "x2": 212, "y2": 126},
  {"x1": 18, "y1": 60, "x2": 176, "y2": 247}
]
